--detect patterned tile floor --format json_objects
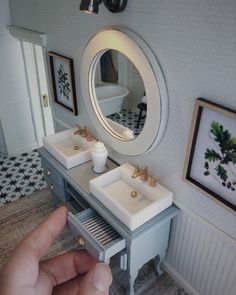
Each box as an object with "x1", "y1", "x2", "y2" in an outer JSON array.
[
  {"x1": 108, "y1": 108, "x2": 146, "y2": 136},
  {"x1": 0, "y1": 150, "x2": 47, "y2": 206}
]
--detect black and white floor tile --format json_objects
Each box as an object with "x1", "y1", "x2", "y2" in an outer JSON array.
[
  {"x1": 108, "y1": 109, "x2": 146, "y2": 136},
  {"x1": 0, "y1": 150, "x2": 47, "y2": 206}
]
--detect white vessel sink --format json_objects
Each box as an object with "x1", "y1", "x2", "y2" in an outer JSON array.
[
  {"x1": 89, "y1": 163, "x2": 173, "y2": 230},
  {"x1": 43, "y1": 128, "x2": 96, "y2": 169}
]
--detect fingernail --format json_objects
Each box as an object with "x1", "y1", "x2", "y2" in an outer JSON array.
[{"x1": 91, "y1": 263, "x2": 112, "y2": 292}]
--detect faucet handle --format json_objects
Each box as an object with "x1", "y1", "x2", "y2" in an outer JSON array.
[
  {"x1": 135, "y1": 165, "x2": 140, "y2": 172},
  {"x1": 134, "y1": 165, "x2": 140, "y2": 173},
  {"x1": 77, "y1": 125, "x2": 84, "y2": 135},
  {"x1": 143, "y1": 165, "x2": 148, "y2": 171},
  {"x1": 149, "y1": 175, "x2": 158, "y2": 187},
  {"x1": 86, "y1": 132, "x2": 93, "y2": 141},
  {"x1": 132, "y1": 165, "x2": 139, "y2": 178},
  {"x1": 81, "y1": 127, "x2": 88, "y2": 137}
]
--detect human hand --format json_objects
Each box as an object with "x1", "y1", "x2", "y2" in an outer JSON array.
[{"x1": 0, "y1": 206, "x2": 112, "y2": 295}]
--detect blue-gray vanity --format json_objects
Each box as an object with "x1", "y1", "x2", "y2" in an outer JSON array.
[{"x1": 40, "y1": 147, "x2": 179, "y2": 295}]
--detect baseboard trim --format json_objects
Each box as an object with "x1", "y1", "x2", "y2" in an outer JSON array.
[{"x1": 162, "y1": 260, "x2": 199, "y2": 295}]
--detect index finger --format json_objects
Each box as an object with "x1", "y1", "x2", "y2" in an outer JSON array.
[{"x1": 13, "y1": 206, "x2": 68, "y2": 264}]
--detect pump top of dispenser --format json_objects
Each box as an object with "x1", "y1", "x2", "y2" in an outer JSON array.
[{"x1": 92, "y1": 141, "x2": 106, "y2": 153}]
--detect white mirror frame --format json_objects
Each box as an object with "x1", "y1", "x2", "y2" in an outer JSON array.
[{"x1": 81, "y1": 28, "x2": 168, "y2": 156}]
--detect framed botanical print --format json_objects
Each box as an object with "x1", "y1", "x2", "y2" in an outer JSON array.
[
  {"x1": 48, "y1": 52, "x2": 78, "y2": 115},
  {"x1": 183, "y1": 98, "x2": 236, "y2": 211}
]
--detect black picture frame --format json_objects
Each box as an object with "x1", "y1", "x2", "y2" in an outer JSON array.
[
  {"x1": 48, "y1": 52, "x2": 78, "y2": 115},
  {"x1": 183, "y1": 98, "x2": 236, "y2": 212}
]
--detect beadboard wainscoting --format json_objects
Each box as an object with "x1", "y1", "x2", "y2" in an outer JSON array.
[
  {"x1": 0, "y1": 98, "x2": 38, "y2": 155},
  {"x1": 164, "y1": 206, "x2": 236, "y2": 295}
]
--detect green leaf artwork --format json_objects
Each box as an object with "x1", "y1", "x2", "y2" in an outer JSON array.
[
  {"x1": 204, "y1": 121, "x2": 236, "y2": 191},
  {"x1": 57, "y1": 64, "x2": 70, "y2": 100}
]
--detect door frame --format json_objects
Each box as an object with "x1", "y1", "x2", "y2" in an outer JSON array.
[{"x1": 8, "y1": 25, "x2": 55, "y2": 147}]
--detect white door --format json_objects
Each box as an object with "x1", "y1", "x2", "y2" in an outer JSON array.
[
  {"x1": 22, "y1": 41, "x2": 55, "y2": 142},
  {"x1": 0, "y1": 26, "x2": 55, "y2": 156},
  {"x1": 34, "y1": 44, "x2": 54, "y2": 136},
  {"x1": 0, "y1": 31, "x2": 39, "y2": 155}
]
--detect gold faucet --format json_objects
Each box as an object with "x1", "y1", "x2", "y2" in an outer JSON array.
[
  {"x1": 132, "y1": 165, "x2": 149, "y2": 182},
  {"x1": 74, "y1": 125, "x2": 94, "y2": 141},
  {"x1": 81, "y1": 127, "x2": 88, "y2": 138},
  {"x1": 75, "y1": 126, "x2": 87, "y2": 137}
]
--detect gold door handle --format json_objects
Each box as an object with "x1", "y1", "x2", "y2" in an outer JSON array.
[{"x1": 43, "y1": 95, "x2": 49, "y2": 107}]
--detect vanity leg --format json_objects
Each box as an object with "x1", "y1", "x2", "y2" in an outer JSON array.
[
  {"x1": 127, "y1": 270, "x2": 138, "y2": 295},
  {"x1": 153, "y1": 250, "x2": 166, "y2": 276}
]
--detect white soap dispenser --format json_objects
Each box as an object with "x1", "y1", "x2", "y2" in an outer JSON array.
[{"x1": 91, "y1": 141, "x2": 108, "y2": 173}]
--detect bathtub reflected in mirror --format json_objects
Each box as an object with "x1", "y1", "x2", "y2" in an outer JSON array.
[{"x1": 94, "y1": 50, "x2": 146, "y2": 137}]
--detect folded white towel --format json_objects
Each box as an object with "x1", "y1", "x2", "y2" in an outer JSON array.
[{"x1": 123, "y1": 128, "x2": 134, "y2": 139}]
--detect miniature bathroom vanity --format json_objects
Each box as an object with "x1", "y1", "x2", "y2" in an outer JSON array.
[
  {"x1": 39, "y1": 147, "x2": 179, "y2": 295},
  {"x1": 41, "y1": 26, "x2": 179, "y2": 295}
]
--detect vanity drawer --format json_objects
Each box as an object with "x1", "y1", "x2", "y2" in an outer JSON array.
[
  {"x1": 41, "y1": 158, "x2": 64, "y2": 187},
  {"x1": 67, "y1": 208, "x2": 126, "y2": 262},
  {"x1": 48, "y1": 181, "x2": 67, "y2": 202}
]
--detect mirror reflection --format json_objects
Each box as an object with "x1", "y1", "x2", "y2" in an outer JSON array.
[{"x1": 95, "y1": 50, "x2": 146, "y2": 139}]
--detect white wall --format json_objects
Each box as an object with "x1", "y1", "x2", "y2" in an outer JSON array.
[
  {"x1": 0, "y1": 0, "x2": 11, "y2": 34},
  {"x1": 9, "y1": 1, "x2": 236, "y2": 294},
  {"x1": 0, "y1": 0, "x2": 31, "y2": 154}
]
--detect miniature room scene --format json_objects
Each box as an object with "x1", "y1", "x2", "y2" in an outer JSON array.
[{"x1": 0, "y1": 1, "x2": 235, "y2": 295}]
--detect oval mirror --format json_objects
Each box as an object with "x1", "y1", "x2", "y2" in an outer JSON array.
[{"x1": 81, "y1": 28, "x2": 168, "y2": 156}]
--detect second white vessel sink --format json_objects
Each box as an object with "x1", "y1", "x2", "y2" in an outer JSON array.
[
  {"x1": 43, "y1": 128, "x2": 97, "y2": 169},
  {"x1": 89, "y1": 163, "x2": 173, "y2": 230}
]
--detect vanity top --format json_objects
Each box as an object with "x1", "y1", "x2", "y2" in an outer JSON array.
[{"x1": 39, "y1": 147, "x2": 179, "y2": 240}]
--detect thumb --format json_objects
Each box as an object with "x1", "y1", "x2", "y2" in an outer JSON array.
[{"x1": 78, "y1": 263, "x2": 112, "y2": 295}]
